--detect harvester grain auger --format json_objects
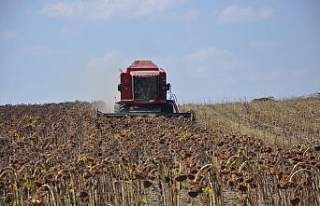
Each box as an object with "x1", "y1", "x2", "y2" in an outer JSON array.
[{"x1": 98, "y1": 60, "x2": 194, "y2": 120}]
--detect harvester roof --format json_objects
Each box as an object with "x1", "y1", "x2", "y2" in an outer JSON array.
[{"x1": 128, "y1": 60, "x2": 158, "y2": 69}]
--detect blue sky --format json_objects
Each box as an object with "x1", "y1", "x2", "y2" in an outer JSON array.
[{"x1": 1, "y1": 0, "x2": 319, "y2": 108}]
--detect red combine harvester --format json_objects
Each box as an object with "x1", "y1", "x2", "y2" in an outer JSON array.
[{"x1": 103, "y1": 60, "x2": 193, "y2": 118}]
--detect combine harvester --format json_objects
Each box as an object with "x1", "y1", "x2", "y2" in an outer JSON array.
[{"x1": 100, "y1": 60, "x2": 193, "y2": 119}]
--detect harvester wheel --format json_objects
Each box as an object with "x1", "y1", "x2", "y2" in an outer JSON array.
[
  {"x1": 114, "y1": 103, "x2": 121, "y2": 113},
  {"x1": 114, "y1": 103, "x2": 128, "y2": 113},
  {"x1": 162, "y1": 103, "x2": 174, "y2": 114},
  {"x1": 119, "y1": 105, "x2": 127, "y2": 113}
]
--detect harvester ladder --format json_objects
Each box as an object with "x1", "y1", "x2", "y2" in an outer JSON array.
[{"x1": 170, "y1": 94, "x2": 179, "y2": 113}]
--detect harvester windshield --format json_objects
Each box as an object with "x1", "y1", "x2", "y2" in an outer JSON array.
[{"x1": 133, "y1": 76, "x2": 158, "y2": 101}]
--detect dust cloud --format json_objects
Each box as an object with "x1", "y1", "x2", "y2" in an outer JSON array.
[{"x1": 68, "y1": 51, "x2": 127, "y2": 112}]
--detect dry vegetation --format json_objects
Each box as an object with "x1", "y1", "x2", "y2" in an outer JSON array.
[{"x1": 0, "y1": 97, "x2": 320, "y2": 206}]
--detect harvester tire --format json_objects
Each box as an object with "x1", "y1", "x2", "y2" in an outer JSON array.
[
  {"x1": 119, "y1": 105, "x2": 127, "y2": 113},
  {"x1": 114, "y1": 103, "x2": 121, "y2": 113},
  {"x1": 114, "y1": 103, "x2": 128, "y2": 113},
  {"x1": 162, "y1": 103, "x2": 174, "y2": 114}
]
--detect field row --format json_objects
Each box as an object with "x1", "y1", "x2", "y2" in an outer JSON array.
[{"x1": 0, "y1": 101, "x2": 319, "y2": 206}]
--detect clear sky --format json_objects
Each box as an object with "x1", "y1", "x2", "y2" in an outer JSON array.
[{"x1": 1, "y1": 0, "x2": 319, "y2": 108}]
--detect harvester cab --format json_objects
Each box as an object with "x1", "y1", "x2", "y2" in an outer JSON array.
[{"x1": 101, "y1": 60, "x2": 193, "y2": 119}]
